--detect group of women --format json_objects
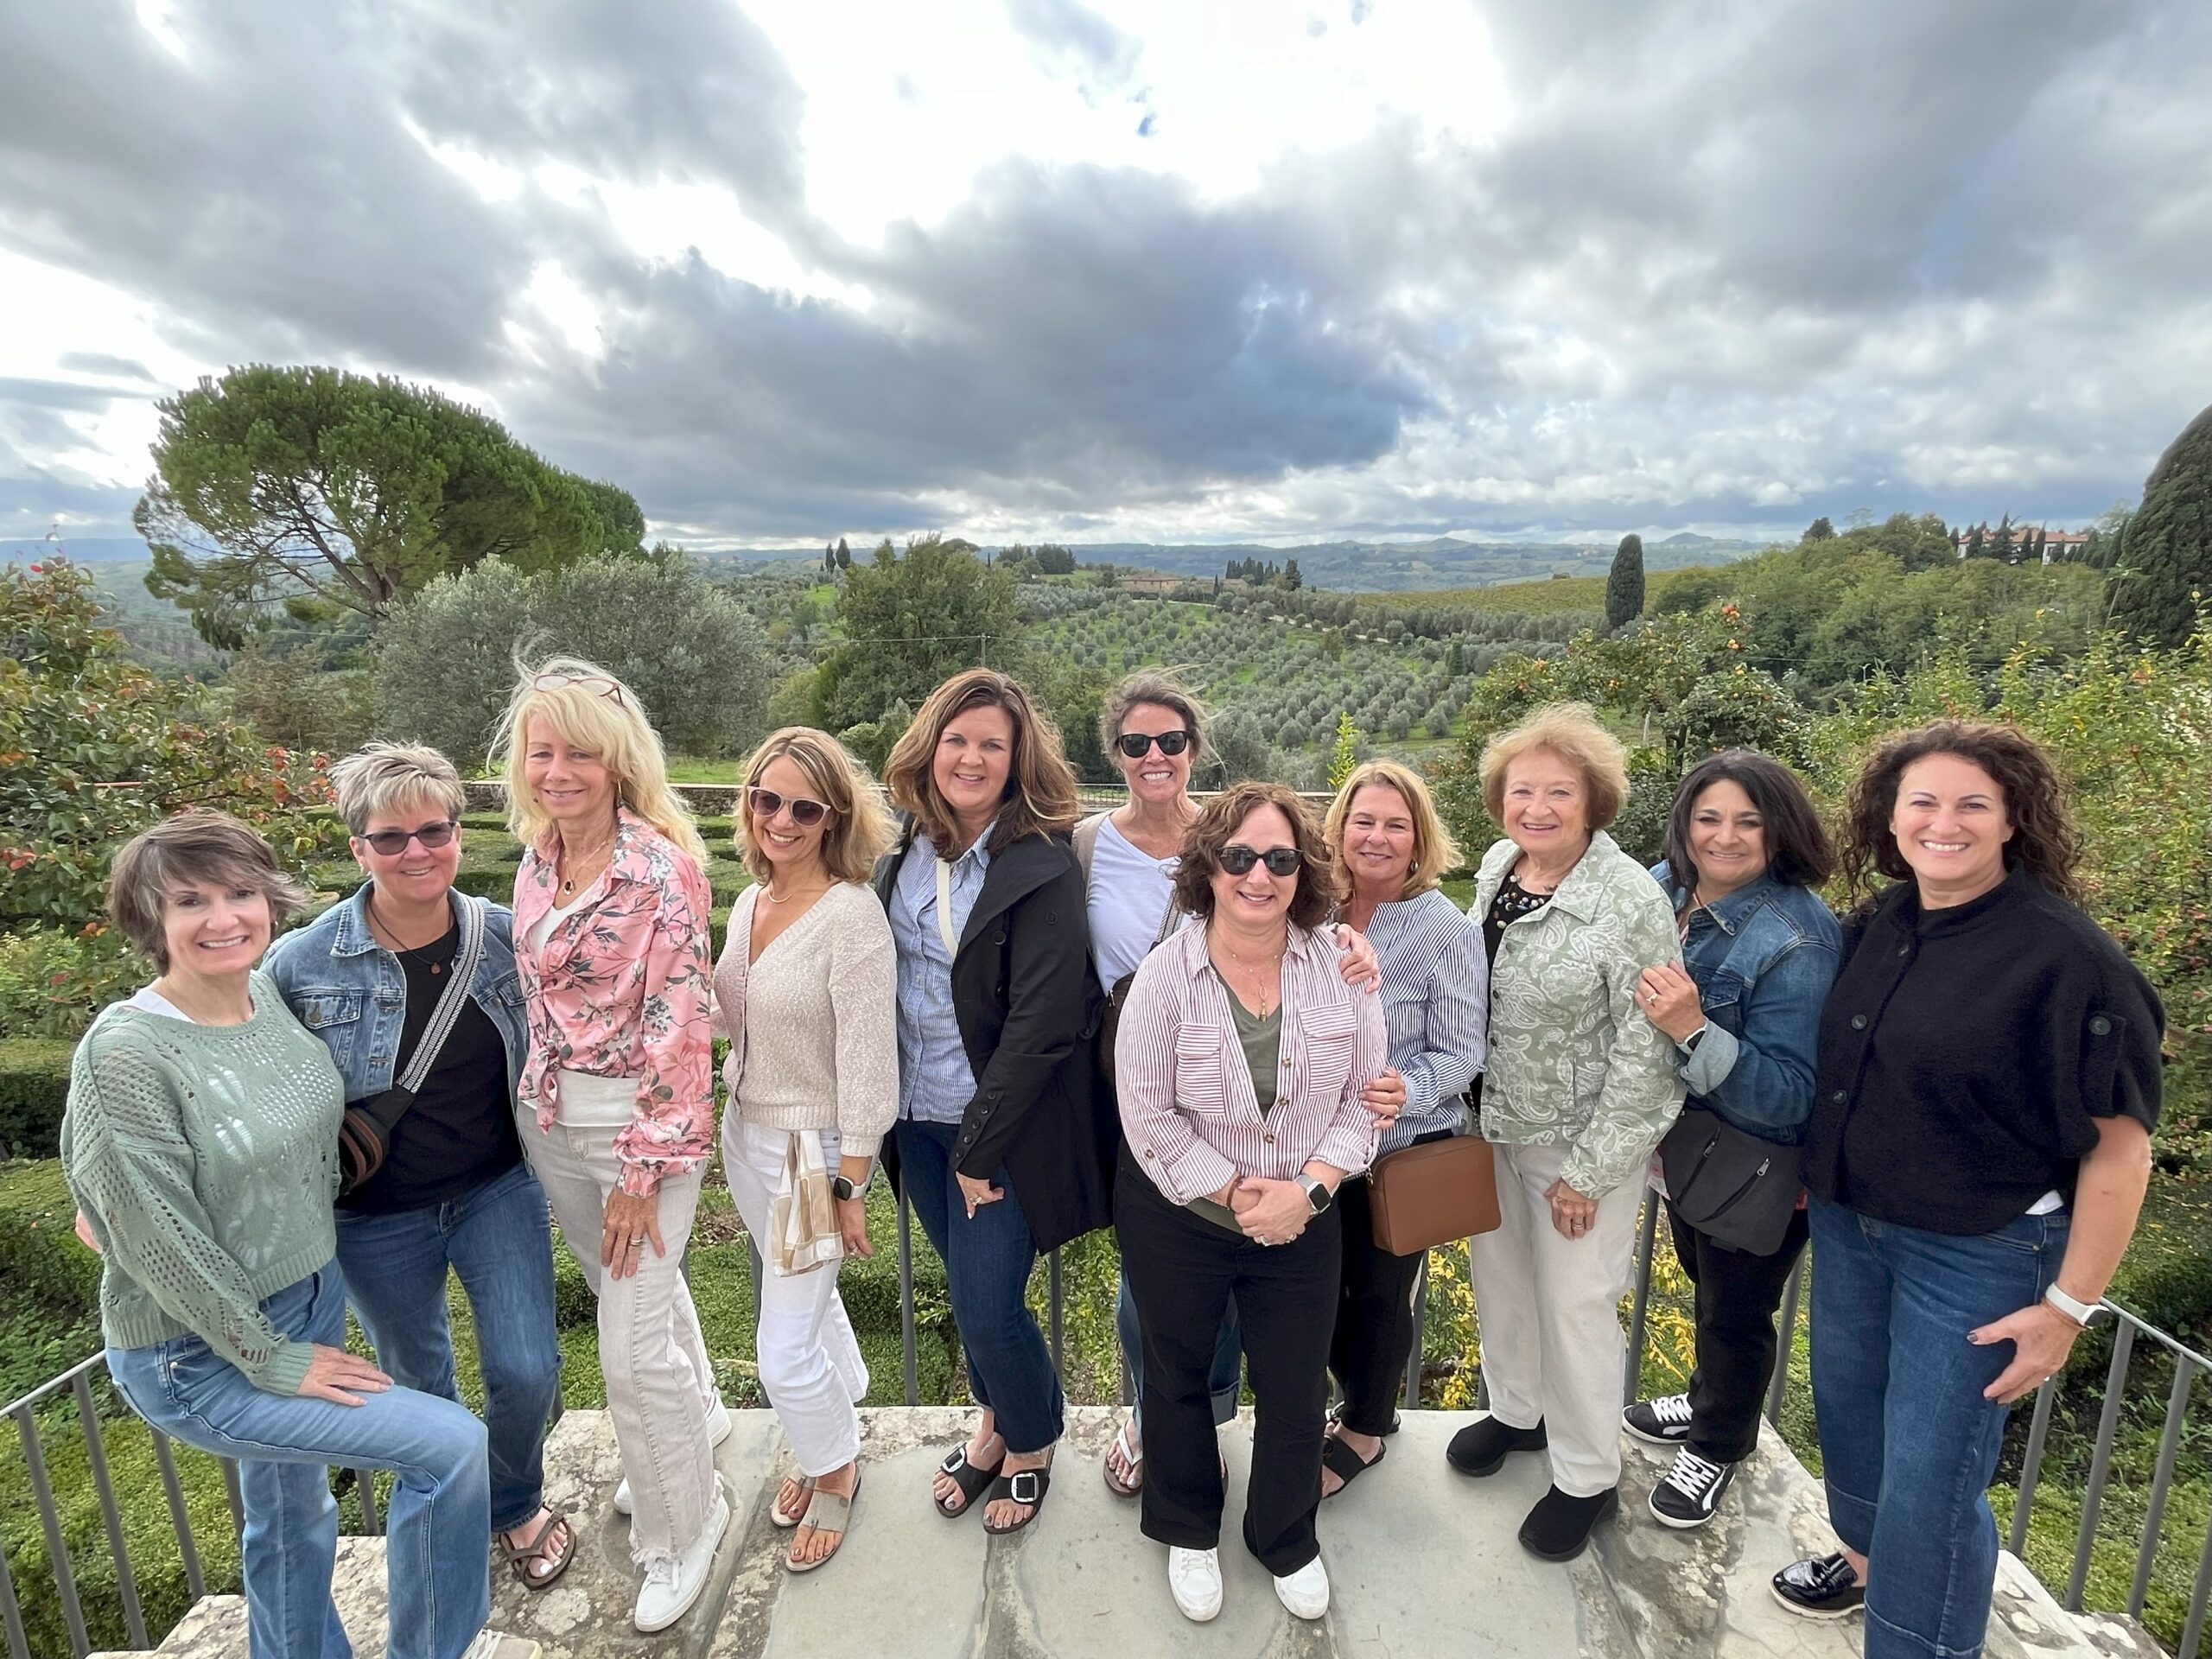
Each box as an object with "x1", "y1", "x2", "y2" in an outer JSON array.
[{"x1": 60, "y1": 652, "x2": 2164, "y2": 1659}]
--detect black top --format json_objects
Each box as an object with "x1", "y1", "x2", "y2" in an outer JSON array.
[
  {"x1": 1802, "y1": 863, "x2": 2163, "y2": 1236},
  {"x1": 339, "y1": 919, "x2": 523, "y2": 1215},
  {"x1": 1484, "y1": 869, "x2": 1549, "y2": 968}
]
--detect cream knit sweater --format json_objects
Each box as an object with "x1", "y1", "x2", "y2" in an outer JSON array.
[{"x1": 711, "y1": 881, "x2": 899, "y2": 1157}]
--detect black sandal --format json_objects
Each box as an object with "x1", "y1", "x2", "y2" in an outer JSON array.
[
  {"x1": 934, "y1": 1445, "x2": 1004, "y2": 1517},
  {"x1": 1321, "y1": 1431, "x2": 1387, "y2": 1497},
  {"x1": 981, "y1": 1467, "x2": 1052, "y2": 1535}
]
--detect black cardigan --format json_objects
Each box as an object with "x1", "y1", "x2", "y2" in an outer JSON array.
[
  {"x1": 872, "y1": 821, "x2": 1114, "y2": 1254},
  {"x1": 1802, "y1": 863, "x2": 2164, "y2": 1236}
]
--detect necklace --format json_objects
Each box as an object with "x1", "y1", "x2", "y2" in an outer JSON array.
[
  {"x1": 557, "y1": 828, "x2": 617, "y2": 897},
  {"x1": 763, "y1": 878, "x2": 830, "y2": 906},
  {"x1": 1212, "y1": 927, "x2": 1287, "y2": 1016},
  {"x1": 367, "y1": 893, "x2": 454, "y2": 976}
]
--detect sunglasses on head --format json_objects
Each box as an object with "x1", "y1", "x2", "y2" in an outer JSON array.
[
  {"x1": 1218, "y1": 844, "x2": 1303, "y2": 877},
  {"x1": 360, "y1": 821, "x2": 458, "y2": 856},
  {"x1": 533, "y1": 671, "x2": 625, "y2": 706},
  {"x1": 1116, "y1": 729, "x2": 1193, "y2": 759},
  {"x1": 747, "y1": 786, "x2": 831, "y2": 828}
]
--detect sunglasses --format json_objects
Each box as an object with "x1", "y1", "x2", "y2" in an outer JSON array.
[
  {"x1": 359, "y1": 821, "x2": 458, "y2": 856},
  {"x1": 747, "y1": 786, "x2": 831, "y2": 828},
  {"x1": 1116, "y1": 729, "x2": 1194, "y2": 759},
  {"x1": 533, "y1": 671, "x2": 625, "y2": 706},
  {"x1": 1217, "y1": 844, "x2": 1303, "y2": 877}
]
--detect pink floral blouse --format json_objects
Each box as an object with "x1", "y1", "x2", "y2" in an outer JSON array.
[{"x1": 512, "y1": 808, "x2": 715, "y2": 1196}]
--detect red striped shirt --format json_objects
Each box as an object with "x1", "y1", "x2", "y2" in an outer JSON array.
[{"x1": 1116, "y1": 922, "x2": 1385, "y2": 1205}]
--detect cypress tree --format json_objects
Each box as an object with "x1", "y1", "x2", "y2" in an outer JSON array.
[
  {"x1": 2110, "y1": 402, "x2": 2212, "y2": 647},
  {"x1": 1605, "y1": 533, "x2": 1645, "y2": 630}
]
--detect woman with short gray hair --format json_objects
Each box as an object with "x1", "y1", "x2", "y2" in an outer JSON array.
[{"x1": 265, "y1": 742, "x2": 572, "y2": 1593}]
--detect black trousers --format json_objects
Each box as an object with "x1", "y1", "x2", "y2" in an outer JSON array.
[
  {"x1": 1327, "y1": 1170, "x2": 1425, "y2": 1435},
  {"x1": 1116, "y1": 1150, "x2": 1339, "y2": 1576},
  {"x1": 1669, "y1": 1197, "x2": 1812, "y2": 1463}
]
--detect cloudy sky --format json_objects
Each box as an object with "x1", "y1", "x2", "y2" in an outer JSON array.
[{"x1": 1, "y1": 0, "x2": 2205, "y2": 552}]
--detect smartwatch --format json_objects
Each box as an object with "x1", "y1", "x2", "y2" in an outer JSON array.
[
  {"x1": 1298, "y1": 1174, "x2": 1333, "y2": 1217},
  {"x1": 2043, "y1": 1283, "x2": 2104, "y2": 1328},
  {"x1": 831, "y1": 1170, "x2": 872, "y2": 1203},
  {"x1": 1678, "y1": 1024, "x2": 1708, "y2": 1057}
]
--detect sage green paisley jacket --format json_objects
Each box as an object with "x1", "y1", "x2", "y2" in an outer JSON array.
[{"x1": 1471, "y1": 830, "x2": 1687, "y2": 1197}]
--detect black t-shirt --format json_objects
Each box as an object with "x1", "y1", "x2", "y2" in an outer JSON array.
[
  {"x1": 1802, "y1": 864, "x2": 2164, "y2": 1236},
  {"x1": 1484, "y1": 868, "x2": 1549, "y2": 968},
  {"x1": 338, "y1": 920, "x2": 524, "y2": 1215}
]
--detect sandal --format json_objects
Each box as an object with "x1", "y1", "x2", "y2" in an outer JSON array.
[
  {"x1": 785, "y1": 1471, "x2": 861, "y2": 1573},
  {"x1": 771, "y1": 1475, "x2": 814, "y2": 1530},
  {"x1": 1320, "y1": 1431, "x2": 1386, "y2": 1498},
  {"x1": 499, "y1": 1510, "x2": 575, "y2": 1591},
  {"x1": 1103, "y1": 1415, "x2": 1143, "y2": 1498},
  {"x1": 982, "y1": 1466, "x2": 1052, "y2": 1535},
  {"x1": 1329, "y1": 1399, "x2": 1402, "y2": 1436},
  {"x1": 934, "y1": 1444, "x2": 1004, "y2": 1517}
]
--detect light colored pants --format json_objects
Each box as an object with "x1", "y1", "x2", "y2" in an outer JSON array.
[
  {"x1": 520, "y1": 1112, "x2": 718, "y2": 1567},
  {"x1": 1465, "y1": 1141, "x2": 1643, "y2": 1497},
  {"x1": 721, "y1": 1118, "x2": 870, "y2": 1475}
]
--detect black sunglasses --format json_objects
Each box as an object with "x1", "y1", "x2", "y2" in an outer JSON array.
[
  {"x1": 1217, "y1": 844, "x2": 1303, "y2": 877},
  {"x1": 360, "y1": 821, "x2": 458, "y2": 856},
  {"x1": 747, "y1": 786, "x2": 831, "y2": 828},
  {"x1": 1116, "y1": 729, "x2": 1193, "y2": 759}
]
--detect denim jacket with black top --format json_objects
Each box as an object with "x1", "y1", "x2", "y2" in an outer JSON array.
[
  {"x1": 262, "y1": 887, "x2": 529, "y2": 1102},
  {"x1": 1649, "y1": 861, "x2": 1840, "y2": 1146}
]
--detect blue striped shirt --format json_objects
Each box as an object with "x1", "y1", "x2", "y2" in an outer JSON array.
[
  {"x1": 1363, "y1": 886, "x2": 1489, "y2": 1154},
  {"x1": 888, "y1": 835, "x2": 990, "y2": 1125}
]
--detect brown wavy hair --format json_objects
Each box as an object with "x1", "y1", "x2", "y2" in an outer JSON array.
[
  {"x1": 1840, "y1": 720, "x2": 2082, "y2": 906},
  {"x1": 1171, "y1": 780, "x2": 1344, "y2": 931},
  {"x1": 882, "y1": 668, "x2": 1080, "y2": 852}
]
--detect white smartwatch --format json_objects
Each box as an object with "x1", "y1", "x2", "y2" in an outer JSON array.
[{"x1": 2043, "y1": 1282, "x2": 2103, "y2": 1328}]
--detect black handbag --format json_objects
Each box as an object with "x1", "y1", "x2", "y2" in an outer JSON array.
[
  {"x1": 1657, "y1": 1102, "x2": 1803, "y2": 1255},
  {"x1": 337, "y1": 898, "x2": 486, "y2": 1198}
]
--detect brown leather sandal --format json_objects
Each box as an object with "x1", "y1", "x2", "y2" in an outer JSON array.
[{"x1": 499, "y1": 1510, "x2": 575, "y2": 1591}]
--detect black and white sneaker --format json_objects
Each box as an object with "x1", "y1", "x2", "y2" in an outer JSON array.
[
  {"x1": 1649, "y1": 1446, "x2": 1735, "y2": 1529},
  {"x1": 1622, "y1": 1392, "x2": 1694, "y2": 1447},
  {"x1": 1770, "y1": 1553, "x2": 1866, "y2": 1619}
]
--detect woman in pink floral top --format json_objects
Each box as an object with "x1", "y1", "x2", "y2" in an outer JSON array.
[{"x1": 493, "y1": 658, "x2": 729, "y2": 1637}]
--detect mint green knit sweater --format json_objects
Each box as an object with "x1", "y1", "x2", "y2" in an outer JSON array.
[{"x1": 60, "y1": 974, "x2": 344, "y2": 1396}]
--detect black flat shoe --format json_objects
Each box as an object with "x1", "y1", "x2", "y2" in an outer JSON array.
[
  {"x1": 1518, "y1": 1484, "x2": 1618, "y2": 1561},
  {"x1": 1445, "y1": 1415, "x2": 1547, "y2": 1477},
  {"x1": 1771, "y1": 1554, "x2": 1866, "y2": 1619}
]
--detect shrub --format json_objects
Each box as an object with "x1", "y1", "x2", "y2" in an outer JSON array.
[{"x1": 0, "y1": 1039, "x2": 75, "y2": 1160}]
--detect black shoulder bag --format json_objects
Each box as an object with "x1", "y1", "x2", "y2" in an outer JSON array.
[
  {"x1": 337, "y1": 898, "x2": 487, "y2": 1198},
  {"x1": 1657, "y1": 1102, "x2": 1803, "y2": 1256}
]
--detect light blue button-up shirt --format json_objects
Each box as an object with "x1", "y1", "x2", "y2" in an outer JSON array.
[{"x1": 888, "y1": 834, "x2": 991, "y2": 1125}]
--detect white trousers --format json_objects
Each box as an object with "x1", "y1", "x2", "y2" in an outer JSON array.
[
  {"x1": 519, "y1": 1113, "x2": 718, "y2": 1567},
  {"x1": 1465, "y1": 1141, "x2": 1643, "y2": 1497},
  {"x1": 721, "y1": 1119, "x2": 870, "y2": 1476}
]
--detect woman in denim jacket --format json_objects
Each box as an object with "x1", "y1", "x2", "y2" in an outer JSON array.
[
  {"x1": 1618, "y1": 750, "x2": 1840, "y2": 1533},
  {"x1": 263, "y1": 743, "x2": 571, "y2": 1591}
]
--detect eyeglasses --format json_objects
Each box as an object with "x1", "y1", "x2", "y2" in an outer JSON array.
[
  {"x1": 1217, "y1": 844, "x2": 1303, "y2": 877},
  {"x1": 747, "y1": 787, "x2": 831, "y2": 828},
  {"x1": 1116, "y1": 730, "x2": 1193, "y2": 759},
  {"x1": 359, "y1": 821, "x2": 458, "y2": 856},
  {"x1": 532, "y1": 671, "x2": 625, "y2": 706}
]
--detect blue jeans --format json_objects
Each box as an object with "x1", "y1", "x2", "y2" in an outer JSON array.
[
  {"x1": 334, "y1": 1160, "x2": 563, "y2": 1534},
  {"x1": 1808, "y1": 1198, "x2": 2070, "y2": 1659},
  {"x1": 108, "y1": 1266, "x2": 492, "y2": 1659},
  {"x1": 896, "y1": 1118, "x2": 1065, "y2": 1453},
  {"x1": 1116, "y1": 1274, "x2": 1241, "y2": 1429}
]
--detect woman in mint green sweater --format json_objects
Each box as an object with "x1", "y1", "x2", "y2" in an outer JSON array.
[{"x1": 60, "y1": 810, "x2": 535, "y2": 1659}]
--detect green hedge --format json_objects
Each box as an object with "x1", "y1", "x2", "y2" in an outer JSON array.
[{"x1": 0, "y1": 1039, "x2": 73, "y2": 1160}]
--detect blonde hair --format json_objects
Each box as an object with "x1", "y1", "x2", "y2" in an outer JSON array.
[
  {"x1": 736, "y1": 727, "x2": 897, "y2": 886},
  {"x1": 108, "y1": 810, "x2": 309, "y2": 971},
  {"x1": 1325, "y1": 759, "x2": 1462, "y2": 897},
  {"x1": 492, "y1": 657, "x2": 709, "y2": 866},
  {"x1": 1478, "y1": 702, "x2": 1630, "y2": 831},
  {"x1": 329, "y1": 742, "x2": 467, "y2": 836},
  {"x1": 881, "y1": 668, "x2": 1079, "y2": 851}
]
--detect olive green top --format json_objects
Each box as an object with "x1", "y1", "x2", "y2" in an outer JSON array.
[{"x1": 1226, "y1": 991, "x2": 1281, "y2": 1116}]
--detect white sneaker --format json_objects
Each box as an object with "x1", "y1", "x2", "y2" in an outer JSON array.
[
  {"x1": 632, "y1": 1482, "x2": 733, "y2": 1633},
  {"x1": 615, "y1": 1395, "x2": 732, "y2": 1517},
  {"x1": 1167, "y1": 1547, "x2": 1223, "y2": 1622},
  {"x1": 460, "y1": 1633, "x2": 542, "y2": 1659},
  {"x1": 1272, "y1": 1554, "x2": 1330, "y2": 1620}
]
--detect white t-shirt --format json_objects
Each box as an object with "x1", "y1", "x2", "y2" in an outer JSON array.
[
  {"x1": 527, "y1": 895, "x2": 639, "y2": 1128},
  {"x1": 1088, "y1": 815, "x2": 1182, "y2": 986},
  {"x1": 122, "y1": 985, "x2": 194, "y2": 1021}
]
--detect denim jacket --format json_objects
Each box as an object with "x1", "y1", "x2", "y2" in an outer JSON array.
[
  {"x1": 261, "y1": 887, "x2": 529, "y2": 1103},
  {"x1": 1649, "y1": 862, "x2": 1840, "y2": 1146}
]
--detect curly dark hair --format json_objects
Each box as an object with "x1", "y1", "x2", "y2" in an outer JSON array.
[
  {"x1": 1840, "y1": 720, "x2": 2082, "y2": 906},
  {"x1": 1171, "y1": 780, "x2": 1344, "y2": 931},
  {"x1": 1661, "y1": 749, "x2": 1835, "y2": 894}
]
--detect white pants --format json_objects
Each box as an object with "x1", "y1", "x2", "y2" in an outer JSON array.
[
  {"x1": 721, "y1": 1119, "x2": 870, "y2": 1476},
  {"x1": 1465, "y1": 1141, "x2": 1643, "y2": 1497},
  {"x1": 519, "y1": 1113, "x2": 718, "y2": 1567}
]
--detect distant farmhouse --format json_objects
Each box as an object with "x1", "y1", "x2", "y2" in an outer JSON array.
[{"x1": 1954, "y1": 524, "x2": 2091, "y2": 563}]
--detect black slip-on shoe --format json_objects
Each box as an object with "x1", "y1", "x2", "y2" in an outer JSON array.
[
  {"x1": 1446, "y1": 1415, "x2": 1548, "y2": 1477},
  {"x1": 1770, "y1": 1553, "x2": 1866, "y2": 1619},
  {"x1": 1518, "y1": 1484, "x2": 1618, "y2": 1561}
]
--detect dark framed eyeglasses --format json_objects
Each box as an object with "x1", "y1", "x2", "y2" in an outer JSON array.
[
  {"x1": 359, "y1": 821, "x2": 458, "y2": 856},
  {"x1": 747, "y1": 787, "x2": 831, "y2": 828},
  {"x1": 532, "y1": 671, "x2": 625, "y2": 706},
  {"x1": 1217, "y1": 844, "x2": 1302, "y2": 877},
  {"x1": 1116, "y1": 729, "x2": 1193, "y2": 759}
]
